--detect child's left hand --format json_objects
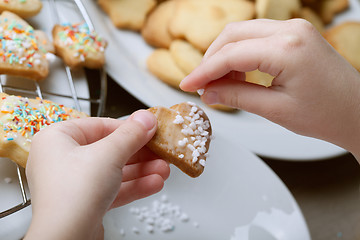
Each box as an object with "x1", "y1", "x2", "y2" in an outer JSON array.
[{"x1": 25, "y1": 110, "x2": 170, "y2": 240}]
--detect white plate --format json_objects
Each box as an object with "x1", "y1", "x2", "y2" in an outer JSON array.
[
  {"x1": 82, "y1": 0, "x2": 360, "y2": 160},
  {"x1": 103, "y1": 131, "x2": 311, "y2": 240},
  {"x1": 0, "y1": 1, "x2": 92, "y2": 238}
]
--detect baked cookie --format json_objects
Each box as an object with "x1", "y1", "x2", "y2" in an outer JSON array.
[
  {"x1": 0, "y1": 0, "x2": 42, "y2": 18},
  {"x1": 297, "y1": 7, "x2": 324, "y2": 33},
  {"x1": 98, "y1": 0, "x2": 156, "y2": 31},
  {"x1": 0, "y1": 93, "x2": 88, "y2": 168},
  {"x1": 317, "y1": 0, "x2": 349, "y2": 24},
  {"x1": 52, "y1": 23, "x2": 107, "y2": 69},
  {"x1": 323, "y1": 22, "x2": 360, "y2": 72},
  {"x1": 169, "y1": 0, "x2": 255, "y2": 52},
  {"x1": 169, "y1": 40, "x2": 203, "y2": 75},
  {"x1": 256, "y1": 0, "x2": 301, "y2": 20},
  {"x1": 147, "y1": 102, "x2": 212, "y2": 178},
  {"x1": 141, "y1": 0, "x2": 176, "y2": 48},
  {"x1": 246, "y1": 70, "x2": 273, "y2": 87},
  {"x1": 147, "y1": 48, "x2": 186, "y2": 89},
  {"x1": 0, "y1": 11, "x2": 50, "y2": 81}
]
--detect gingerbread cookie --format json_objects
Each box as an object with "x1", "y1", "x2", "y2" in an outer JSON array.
[
  {"x1": 98, "y1": 0, "x2": 156, "y2": 31},
  {"x1": 0, "y1": 0, "x2": 42, "y2": 18},
  {"x1": 0, "y1": 93, "x2": 88, "y2": 168},
  {"x1": 147, "y1": 102, "x2": 212, "y2": 177},
  {"x1": 52, "y1": 23, "x2": 107, "y2": 69}
]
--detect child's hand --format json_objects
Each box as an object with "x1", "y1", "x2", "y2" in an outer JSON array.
[
  {"x1": 25, "y1": 110, "x2": 170, "y2": 240},
  {"x1": 180, "y1": 19, "x2": 360, "y2": 159}
]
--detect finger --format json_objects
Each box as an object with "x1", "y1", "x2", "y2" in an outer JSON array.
[
  {"x1": 38, "y1": 117, "x2": 126, "y2": 146},
  {"x1": 126, "y1": 147, "x2": 161, "y2": 165},
  {"x1": 122, "y1": 159, "x2": 170, "y2": 182},
  {"x1": 86, "y1": 110, "x2": 157, "y2": 169},
  {"x1": 202, "y1": 78, "x2": 290, "y2": 119},
  {"x1": 180, "y1": 37, "x2": 284, "y2": 92},
  {"x1": 110, "y1": 174, "x2": 165, "y2": 208},
  {"x1": 204, "y1": 19, "x2": 283, "y2": 60}
]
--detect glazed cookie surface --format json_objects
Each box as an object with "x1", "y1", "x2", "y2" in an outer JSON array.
[
  {"x1": 147, "y1": 102, "x2": 212, "y2": 178},
  {"x1": 0, "y1": 93, "x2": 88, "y2": 168},
  {"x1": 52, "y1": 23, "x2": 107, "y2": 69}
]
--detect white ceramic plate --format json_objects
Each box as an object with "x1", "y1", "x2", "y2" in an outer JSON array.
[
  {"x1": 0, "y1": 1, "x2": 91, "y2": 238},
  {"x1": 103, "y1": 131, "x2": 311, "y2": 240},
  {"x1": 82, "y1": 0, "x2": 360, "y2": 160}
]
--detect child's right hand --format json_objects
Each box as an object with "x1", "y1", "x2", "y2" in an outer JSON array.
[{"x1": 180, "y1": 19, "x2": 360, "y2": 159}]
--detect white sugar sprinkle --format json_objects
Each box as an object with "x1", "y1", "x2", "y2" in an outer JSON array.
[
  {"x1": 4, "y1": 177, "x2": 12, "y2": 184},
  {"x1": 128, "y1": 195, "x2": 199, "y2": 234},
  {"x1": 197, "y1": 89, "x2": 205, "y2": 95}
]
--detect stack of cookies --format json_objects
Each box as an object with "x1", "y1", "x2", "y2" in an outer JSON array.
[{"x1": 98, "y1": 0, "x2": 360, "y2": 106}]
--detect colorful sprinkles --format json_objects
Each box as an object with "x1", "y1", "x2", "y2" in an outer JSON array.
[
  {"x1": 57, "y1": 23, "x2": 105, "y2": 61},
  {"x1": 2, "y1": 0, "x2": 27, "y2": 3},
  {"x1": 0, "y1": 16, "x2": 46, "y2": 68},
  {"x1": 0, "y1": 95, "x2": 81, "y2": 146}
]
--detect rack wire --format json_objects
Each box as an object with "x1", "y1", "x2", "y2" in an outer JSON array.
[{"x1": 0, "y1": 0, "x2": 107, "y2": 219}]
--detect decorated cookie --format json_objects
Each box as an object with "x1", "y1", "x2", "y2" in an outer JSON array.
[
  {"x1": 52, "y1": 23, "x2": 107, "y2": 69},
  {"x1": 0, "y1": 11, "x2": 51, "y2": 80},
  {"x1": 0, "y1": 92, "x2": 88, "y2": 168},
  {"x1": 0, "y1": 0, "x2": 42, "y2": 18},
  {"x1": 147, "y1": 102, "x2": 212, "y2": 178}
]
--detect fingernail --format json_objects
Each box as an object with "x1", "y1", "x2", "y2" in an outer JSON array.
[
  {"x1": 131, "y1": 110, "x2": 156, "y2": 130},
  {"x1": 202, "y1": 91, "x2": 218, "y2": 105}
]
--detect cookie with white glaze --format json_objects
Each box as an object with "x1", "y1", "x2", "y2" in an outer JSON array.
[
  {"x1": 0, "y1": 93, "x2": 88, "y2": 168},
  {"x1": 52, "y1": 23, "x2": 107, "y2": 69},
  {"x1": 147, "y1": 102, "x2": 212, "y2": 178},
  {"x1": 0, "y1": 11, "x2": 51, "y2": 80}
]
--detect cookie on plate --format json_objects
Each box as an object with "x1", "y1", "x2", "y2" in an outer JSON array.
[
  {"x1": 0, "y1": 0, "x2": 42, "y2": 18},
  {"x1": 169, "y1": 0, "x2": 255, "y2": 52},
  {"x1": 147, "y1": 102, "x2": 212, "y2": 178},
  {"x1": 0, "y1": 11, "x2": 50, "y2": 81},
  {"x1": 98, "y1": 0, "x2": 156, "y2": 31},
  {"x1": 317, "y1": 0, "x2": 349, "y2": 24},
  {"x1": 255, "y1": 0, "x2": 301, "y2": 20},
  {"x1": 0, "y1": 93, "x2": 88, "y2": 168},
  {"x1": 147, "y1": 48, "x2": 186, "y2": 89},
  {"x1": 141, "y1": 0, "x2": 176, "y2": 48},
  {"x1": 169, "y1": 40, "x2": 203, "y2": 75},
  {"x1": 52, "y1": 23, "x2": 107, "y2": 69},
  {"x1": 323, "y1": 22, "x2": 360, "y2": 72},
  {"x1": 246, "y1": 70, "x2": 273, "y2": 87}
]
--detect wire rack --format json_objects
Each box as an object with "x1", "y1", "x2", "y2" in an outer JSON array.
[{"x1": 0, "y1": 0, "x2": 107, "y2": 219}]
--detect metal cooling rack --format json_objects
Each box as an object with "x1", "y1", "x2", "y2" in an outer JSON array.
[{"x1": 0, "y1": 0, "x2": 107, "y2": 219}]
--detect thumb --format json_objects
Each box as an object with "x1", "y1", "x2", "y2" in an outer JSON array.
[{"x1": 86, "y1": 110, "x2": 157, "y2": 169}]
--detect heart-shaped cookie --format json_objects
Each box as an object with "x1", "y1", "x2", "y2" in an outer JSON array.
[{"x1": 147, "y1": 102, "x2": 212, "y2": 178}]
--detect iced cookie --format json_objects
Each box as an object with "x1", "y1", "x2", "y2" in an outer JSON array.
[
  {"x1": 0, "y1": 0, "x2": 42, "y2": 18},
  {"x1": 0, "y1": 11, "x2": 51, "y2": 80},
  {"x1": 52, "y1": 23, "x2": 107, "y2": 69},
  {"x1": 147, "y1": 102, "x2": 212, "y2": 178},
  {"x1": 0, "y1": 93, "x2": 88, "y2": 168}
]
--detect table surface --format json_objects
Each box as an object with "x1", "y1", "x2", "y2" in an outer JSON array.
[{"x1": 103, "y1": 76, "x2": 360, "y2": 240}]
